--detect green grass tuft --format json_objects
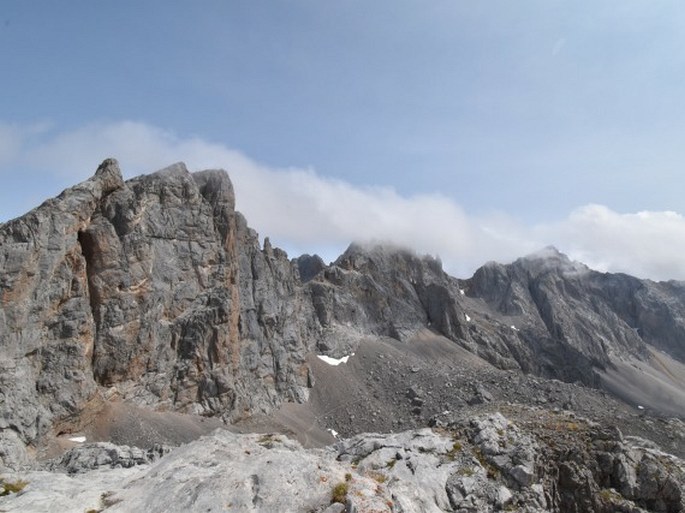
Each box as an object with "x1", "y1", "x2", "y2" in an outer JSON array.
[
  {"x1": 331, "y1": 482, "x2": 349, "y2": 504},
  {"x1": 0, "y1": 478, "x2": 28, "y2": 496}
]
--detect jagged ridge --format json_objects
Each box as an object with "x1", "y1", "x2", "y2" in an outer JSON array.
[{"x1": 2, "y1": 160, "x2": 685, "y2": 513}]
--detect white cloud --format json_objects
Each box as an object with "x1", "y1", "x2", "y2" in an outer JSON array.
[
  {"x1": 1, "y1": 119, "x2": 684, "y2": 281},
  {"x1": 539, "y1": 205, "x2": 685, "y2": 281}
]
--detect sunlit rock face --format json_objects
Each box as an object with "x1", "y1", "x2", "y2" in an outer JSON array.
[
  {"x1": 0, "y1": 159, "x2": 318, "y2": 451},
  {"x1": 2, "y1": 158, "x2": 685, "y2": 502}
]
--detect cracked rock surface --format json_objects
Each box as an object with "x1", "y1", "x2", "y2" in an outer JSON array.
[{"x1": 2, "y1": 412, "x2": 683, "y2": 513}]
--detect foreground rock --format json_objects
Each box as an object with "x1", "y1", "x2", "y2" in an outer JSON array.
[{"x1": 1, "y1": 412, "x2": 682, "y2": 513}]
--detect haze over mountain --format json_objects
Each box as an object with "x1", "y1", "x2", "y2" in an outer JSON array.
[
  {"x1": 0, "y1": 161, "x2": 683, "y2": 512},
  {"x1": 4, "y1": 2, "x2": 685, "y2": 281},
  {"x1": 2, "y1": 121, "x2": 685, "y2": 283}
]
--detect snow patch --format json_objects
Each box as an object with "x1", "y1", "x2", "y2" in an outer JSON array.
[
  {"x1": 511, "y1": 325, "x2": 519, "y2": 331},
  {"x1": 317, "y1": 353, "x2": 354, "y2": 366},
  {"x1": 327, "y1": 428, "x2": 339, "y2": 438},
  {"x1": 459, "y1": 289, "x2": 465, "y2": 296},
  {"x1": 637, "y1": 405, "x2": 645, "y2": 410},
  {"x1": 464, "y1": 313, "x2": 471, "y2": 322},
  {"x1": 69, "y1": 436, "x2": 87, "y2": 443}
]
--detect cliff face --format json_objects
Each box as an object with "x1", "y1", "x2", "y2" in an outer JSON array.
[
  {"x1": 2, "y1": 160, "x2": 685, "y2": 513},
  {"x1": 303, "y1": 243, "x2": 685, "y2": 389},
  {"x1": 0, "y1": 160, "x2": 317, "y2": 447},
  {"x1": 1, "y1": 159, "x2": 684, "y2": 454}
]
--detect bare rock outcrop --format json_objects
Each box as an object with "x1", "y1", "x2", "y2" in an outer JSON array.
[
  {"x1": 1, "y1": 158, "x2": 684, "y2": 481},
  {"x1": 45, "y1": 441, "x2": 169, "y2": 474},
  {"x1": 1, "y1": 413, "x2": 682, "y2": 513},
  {"x1": 302, "y1": 242, "x2": 685, "y2": 414},
  {"x1": 0, "y1": 159, "x2": 318, "y2": 455}
]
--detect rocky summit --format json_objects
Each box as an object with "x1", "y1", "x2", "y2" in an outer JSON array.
[{"x1": 0, "y1": 160, "x2": 683, "y2": 512}]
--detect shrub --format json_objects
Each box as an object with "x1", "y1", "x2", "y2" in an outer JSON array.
[
  {"x1": 458, "y1": 467, "x2": 475, "y2": 477},
  {"x1": 599, "y1": 488, "x2": 622, "y2": 502},
  {"x1": 473, "y1": 448, "x2": 500, "y2": 479}
]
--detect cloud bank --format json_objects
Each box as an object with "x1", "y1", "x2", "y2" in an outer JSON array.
[{"x1": 1, "y1": 120, "x2": 683, "y2": 281}]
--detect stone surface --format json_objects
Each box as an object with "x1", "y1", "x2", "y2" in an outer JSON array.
[
  {"x1": 0, "y1": 160, "x2": 319, "y2": 451},
  {"x1": 45, "y1": 442, "x2": 169, "y2": 474},
  {"x1": 0, "y1": 430, "x2": 29, "y2": 471},
  {"x1": 1, "y1": 159, "x2": 684, "y2": 513},
  {"x1": 2, "y1": 413, "x2": 682, "y2": 513}
]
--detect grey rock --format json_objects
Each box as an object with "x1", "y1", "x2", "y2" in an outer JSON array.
[
  {"x1": 296, "y1": 253, "x2": 327, "y2": 283},
  {"x1": 46, "y1": 442, "x2": 169, "y2": 474},
  {"x1": 322, "y1": 504, "x2": 345, "y2": 513},
  {"x1": 1, "y1": 158, "x2": 684, "y2": 512},
  {"x1": 0, "y1": 160, "x2": 320, "y2": 452},
  {"x1": 1, "y1": 414, "x2": 683, "y2": 513},
  {"x1": 0, "y1": 429, "x2": 30, "y2": 471}
]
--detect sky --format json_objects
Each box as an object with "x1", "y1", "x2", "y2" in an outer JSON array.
[{"x1": 2, "y1": 1, "x2": 685, "y2": 280}]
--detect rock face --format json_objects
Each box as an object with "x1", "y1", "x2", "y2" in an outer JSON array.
[
  {"x1": 1, "y1": 158, "x2": 684, "y2": 474},
  {"x1": 466, "y1": 248, "x2": 685, "y2": 380},
  {"x1": 301, "y1": 243, "x2": 685, "y2": 406},
  {"x1": 2, "y1": 412, "x2": 683, "y2": 513},
  {"x1": 46, "y1": 442, "x2": 169, "y2": 475},
  {"x1": 0, "y1": 160, "x2": 318, "y2": 453}
]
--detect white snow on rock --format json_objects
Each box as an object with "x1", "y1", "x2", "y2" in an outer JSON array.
[
  {"x1": 459, "y1": 289, "x2": 465, "y2": 296},
  {"x1": 465, "y1": 313, "x2": 471, "y2": 322},
  {"x1": 68, "y1": 436, "x2": 87, "y2": 443},
  {"x1": 317, "y1": 353, "x2": 354, "y2": 366},
  {"x1": 327, "y1": 428, "x2": 339, "y2": 438},
  {"x1": 511, "y1": 325, "x2": 519, "y2": 331}
]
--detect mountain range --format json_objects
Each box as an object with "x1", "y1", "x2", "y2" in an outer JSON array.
[{"x1": 0, "y1": 160, "x2": 683, "y2": 512}]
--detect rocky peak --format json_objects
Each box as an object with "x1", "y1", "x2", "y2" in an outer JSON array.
[
  {"x1": 513, "y1": 246, "x2": 590, "y2": 278},
  {"x1": 334, "y1": 241, "x2": 443, "y2": 276},
  {"x1": 295, "y1": 253, "x2": 326, "y2": 283},
  {"x1": 92, "y1": 158, "x2": 126, "y2": 194},
  {"x1": 0, "y1": 159, "x2": 318, "y2": 454},
  {"x1": 1, "y1": 159, "x2": 684, "y2": 485},
  {"x1": 191, "y1": 169, "x2": 235, "y2": 208}
]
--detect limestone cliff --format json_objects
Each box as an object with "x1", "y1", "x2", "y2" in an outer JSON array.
[
  {"x1": 1, "y1": 159, "x2": 684, "y2": 458},
  {"x1": 0, "y1": 160, "x2": 317, "y2": 449}
]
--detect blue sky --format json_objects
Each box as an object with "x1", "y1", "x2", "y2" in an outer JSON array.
[{"x1": 2, "y1": 1, "x2": 685, "y2": 279}]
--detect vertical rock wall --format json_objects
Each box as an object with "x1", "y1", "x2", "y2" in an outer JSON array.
[{"x1": 0, "y1": 159, "x2": 317, "y2": 446}]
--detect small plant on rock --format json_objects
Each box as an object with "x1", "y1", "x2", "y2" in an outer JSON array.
[
  {"x1": 446, "y1": 441, "x2": 462, "y2": 460},
  {"x1": 369, "y1": 471, "x2": 387, "y2": 484},
  {"x1": 331, "y1": 481, "x2": 349, "y2": 504},
  {"x1": 599, "y1": 488, "x2": 622, "y2": 502},
  {"x1": 0, "y1": 478, "x2": 28, "y2": 496},
  {"x1": 257, "y1": 433, "x2": 279, "y2": 448},
  {"x1": 473, "y1": 448, "x2": 500, "y2": 479},
  {"x1": 458, "y1": 466, "x2": 475, "y2": 477}
]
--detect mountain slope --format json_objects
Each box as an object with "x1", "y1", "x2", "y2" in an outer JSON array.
[{"x1": 0, "y1": 159, "x2": 683, "y2": 471}]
